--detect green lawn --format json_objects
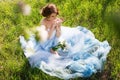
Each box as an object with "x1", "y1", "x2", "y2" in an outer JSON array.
[{"x1": 0, "y1": 0, "x2": 120, "y2": 80}]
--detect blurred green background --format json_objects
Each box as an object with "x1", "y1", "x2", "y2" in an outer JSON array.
[{"x1": 0, "y1": 0, "x2": 120, "y2": 80}]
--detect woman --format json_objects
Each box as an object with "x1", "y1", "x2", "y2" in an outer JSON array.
[
  {"x1": 40, "y1": 3, "x2": 63, "y2": 55},
  {"x1": 20, "y1": 3, "x2": 111, "y2": 79}
]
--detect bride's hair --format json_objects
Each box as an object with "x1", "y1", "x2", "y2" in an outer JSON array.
[{"x1": 41, "y1": 3, "x2": 59, "y2": 17}]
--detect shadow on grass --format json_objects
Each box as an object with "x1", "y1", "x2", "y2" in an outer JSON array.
[
  {"x1": 101, "y1": 0, "x2": 120, "y2": 39},
  {"x1": 105, "y1": 12, "x2": 120, "y2": 38}
]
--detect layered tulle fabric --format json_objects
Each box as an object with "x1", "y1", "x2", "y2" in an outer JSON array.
[{"x1": 20, "y1": 26, "x2": 111, "y2": 79}]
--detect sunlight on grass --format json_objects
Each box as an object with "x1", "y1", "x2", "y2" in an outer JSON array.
[{"x1": 0, "y1": 0, "x2": 120, "y2": 80}]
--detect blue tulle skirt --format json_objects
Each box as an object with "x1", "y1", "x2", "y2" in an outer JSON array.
[{"x1": 20, "y1": 26, "x2": 111, "y2": 79}]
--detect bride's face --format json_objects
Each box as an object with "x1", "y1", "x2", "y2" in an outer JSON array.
[{"x1": 47, "y1": 13, "x2": 57, "y2": 21}]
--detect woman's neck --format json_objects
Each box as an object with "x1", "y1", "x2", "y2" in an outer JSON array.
[{"x1": 46, "y1": 18, "x2": 51, "y2": 21}]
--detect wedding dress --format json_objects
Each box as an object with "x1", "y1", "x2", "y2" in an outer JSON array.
[{"x1": 20, "y1": 26, "x2": 111, "y2": 79}]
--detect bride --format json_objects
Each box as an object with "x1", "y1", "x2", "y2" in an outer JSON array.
[{"x1": 20, "y1": 3, "x2": 111, "y2": 79}]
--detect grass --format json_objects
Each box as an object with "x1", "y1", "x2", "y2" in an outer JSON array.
[{"x1": 0, "y1": 0, "x2": 120, "y2": 80}]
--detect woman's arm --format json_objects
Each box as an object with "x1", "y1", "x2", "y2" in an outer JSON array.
[
  {"x1": 55, "y1": 18, "x2": 62, "y2": 37},
  {"x1": 56, "y1": 25, "x2": 61, "y2": 37}
]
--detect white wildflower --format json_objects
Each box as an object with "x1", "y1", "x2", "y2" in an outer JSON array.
[
  {"x1": 22, "y1": 4, "x2": 31, "y2": 16},
  {"x1": 18, "y1": 1, "x2": 31, "y2": 16},
  {"x1": 36, "y1": 25, "x2": 48, "y2": 42}
]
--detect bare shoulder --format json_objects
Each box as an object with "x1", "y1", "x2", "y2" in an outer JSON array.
[{"x1": 40, "y1": 18, "x2": 46, "y2": 25}]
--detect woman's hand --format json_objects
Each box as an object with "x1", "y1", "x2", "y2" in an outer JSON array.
[
  {"x1": 50, "y1": 48, "x2": 58, "y2": 54},
  {"x1": 54, "y1": 18, "x2": 63, "y2": 26},
  {"x1": 54, "y1": 18, "x2": 62, "y2": 37}
]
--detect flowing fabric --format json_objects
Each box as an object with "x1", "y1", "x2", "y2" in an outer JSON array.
[{"x1": 19, "y1": 26, "x2": 111, "y2": 79}]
